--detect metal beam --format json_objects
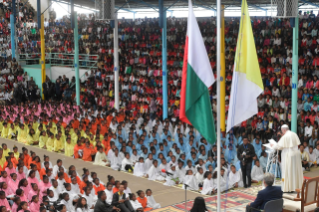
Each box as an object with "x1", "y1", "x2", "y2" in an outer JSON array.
[
  {"x1": 300, "y1": 0, "x2": 319, "y2": 8},
  {"x1": 130, "y1": 0, "x2": 158, "y2": 11},
  {"x1": 181, "y1": 0, "x2": 216, "y2": 11},
  {"x1": 165, "y1": 0, "x2": 181, "y2": 11},
  {"x1": 115, "y1": 6, "x2": 136, "y2": 13},
  {"x1": 115, "y1": 0, "x2": 132, "y2": 13},
  {"x1": 51, "y1": 0, "x2": 98, "y2": 12}
]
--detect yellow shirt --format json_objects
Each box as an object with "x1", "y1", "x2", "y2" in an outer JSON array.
[
  {"x1": 54, "y1": 138, "x2": 64, "y2": 152},
  {"x1": 17, "y1": 128, "x2": 28, "y2": 143},
  {"x1": 64, "y1": 140, "x2": 74, "y2": 157},
  {"x1": 8, "y1": 127, "x2": 15, "y2": 139},
  {"x1": 13, "y1": 151, "x2": 20, "y2": 161},
  {"x1": 26, "y1": 134, "x2": 36, "y2": 145},
  {"x1": 0, "y1": 155, "x2": 5, "y2": 167},
  {"x1": 1, "y1": 126, "x2": 9, "y2": 138},
  {"x1": 3, "y1": 148, "x2": 11, "y2": 157},
  {"x1": 46, "y1": 137, "x2": 55, "y2": 152},
  {"x1": 39, "y1": 135, "x2": 48, "y2": 148}
]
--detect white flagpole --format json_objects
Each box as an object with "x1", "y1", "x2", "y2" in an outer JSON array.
[{"x1": 216, "y1": 0, "x2": 221, "y2": 211}]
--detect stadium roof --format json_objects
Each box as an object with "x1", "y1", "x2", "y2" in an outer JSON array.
[{"x1": 54, "y1": 0, "x2": 319, "y2": 13}]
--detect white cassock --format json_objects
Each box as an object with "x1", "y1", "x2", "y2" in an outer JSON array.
[
  {"x1": 130, "y1": 200, "x2": 143, "y2": 210},
  {"x1": 104, "y1": 189, "x2": 113, "y2": 204},
  {"x1": 147, "y1": 165, "x2": 165, "y2": 181},
  {"x1": 146, "y1": 195, "x2": 161, "y2": 209},
  {"x1": 251, "y1": 165, "x2": 264, "y2": 182},
  {"x1": 71, "y1": 183, "x2": 81, "y2": 195},
  {"x1": 275, "y1": 130, "x2": 303, "y2": 192},
  {"x1": 110, "y1": 155, "x2": 122, "y2": 170},
  {"x1": 164, "y1": 169, "x2": 177, "y2": 186},
  {"x1": 309, "y1": 152, "x2": 317, "y2": 166},
  {"x1": 121, "y1": 157, "x2": 134, "y2": 171},
  {"x1": 314, "y1": 149, "x2": 319, "y2": 164},
  {"x1": 133, "y1": 162, "x2": 146, "y2": 177},
  {"x1": 93, "y1": 151, "x2": 110, "y2": 166},
  {"x1": 175, "y1": 166, "x2": 186, "y2": 183},
  {"x1": 195, "y1": 172, "x2": 204, "y2": 185},
  {"x1": 183, "y1": 175, "x2": 199, "y2": 191},
  {"x1": 82, "y1": 193, "x2": 97, "y2": 212},
  {"x1": 219, "y1": 173, "x2": 228, "y2": 192},
  {"x1": 228, "y1": 170, "x2": 244, "y2": 188},
  {"x1": 159, "y1": 163, "x2": 170, "y2": 176},
  {"x1": 145, "y1": 158, "x2": 153, "y2": 170},
  {"x1": 201, "y1": 178, "x2": 215, "y2": 195}
]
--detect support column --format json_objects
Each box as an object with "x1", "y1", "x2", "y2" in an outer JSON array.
[
  {"x1": 10, "y1": 14, "x2": 15, "y2": 59},
  {"x1": 12, "y1": 0, "x2": 16, "y2": 20},
  {"x1": 162, "y1": 10, "x2": 168, "y2": 119},
  {"x1": 40, "y1": 14, "x2": 45, "y2": 99},
  {"x1": 70, "y1": 0, "x2": 74, "y2": 28},
  {"x1": 220, "y1": 5, "x2": 226, "y2": 133},
  {"x1": 114, "y1": 13, "x2": 119, "y2": 110},
  {"x1": 74, "y1": 11, "x2": 80, "y2": 106},
  {"x1": 37, "y1": 0, "x2": 41, "y2": 27},
  {"x1": 291, "y1": 16, "x2": 299, "y2": 133},
  {"x1": 133, "y1": 12, "x2": 136, "y2": 21}
]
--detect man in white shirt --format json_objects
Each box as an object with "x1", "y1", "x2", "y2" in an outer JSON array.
[{"x1": 305, "y1": 121, "x2": 314, "y2": 142}]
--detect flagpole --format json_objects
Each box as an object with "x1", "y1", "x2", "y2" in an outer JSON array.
[{"x1": 216, "y1": 0, "x2": 221, "y2": 210}]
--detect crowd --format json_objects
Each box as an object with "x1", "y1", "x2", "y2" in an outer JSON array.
[{"x1": 1, "y1": 1, "x2": 319, "y2": 210}]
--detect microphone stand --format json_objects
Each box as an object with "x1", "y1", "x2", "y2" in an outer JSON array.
[{"x1": 184, "y1": 184, "x2": 188, "y2": 212}]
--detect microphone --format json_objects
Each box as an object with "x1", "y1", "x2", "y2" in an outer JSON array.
[
  {"x1": 184, "y1": 184, "x2": 189, "y2": 188},
  {"x1": 161, "y1": 169, "x2": 173, "y2": 176}
]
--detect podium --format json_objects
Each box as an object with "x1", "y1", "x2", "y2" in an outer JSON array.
[{"x1": 263, "y1": 139, "x2": 280, "y2": 185}]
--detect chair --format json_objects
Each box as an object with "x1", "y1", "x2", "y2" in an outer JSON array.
[
  {"x1": 283, "y1": 176, "x2": 319, "y2": 212},
  {"x1": 263, "y1": 199, "x2": 284, "y2": 212}
]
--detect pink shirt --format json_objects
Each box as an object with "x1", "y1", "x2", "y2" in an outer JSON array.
[
  {"x1": 5, "y1": 167, "x2": 16, "y2": 176},
  {"x1": 29, "y1": 201, "x2": 40, "y2": 212},
  {"x1": 28, "y1": 189, "x2": 43, "y2": 203},
  {"x1": 0, "y1": 176, "x2": 11, "y2": 184},
  {"x1": 12, "y1": 202, "x2": 18, "y2": 212},
  {"x1": 17, "y1": 75, "x2": 23, "y2": 81},
  {"x1": 9, "y1": 179, "x2": 19, "y2": 192},
  {"x1": 17, "y1": 172, "x2": 26, "y2": 181},
  {"x1": 27, "y1": 177, "x2": 39, "y2": 186},
  {"x1": 39, "y1": 181, "x2": 52, "y2": 194},
  {"x1": 0, "y1": 198, "x2": 11, "y2": 211}
]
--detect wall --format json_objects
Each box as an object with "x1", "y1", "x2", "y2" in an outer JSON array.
[
  {"x1": 50, "y1": 66, "x2": 89, "y2": 82},
  {"x1": 29, "y1": 0, "x2": 49, "y2": 20},
  {"x1": 22, "y1": 64, "x2": 51, "y2": 95}
]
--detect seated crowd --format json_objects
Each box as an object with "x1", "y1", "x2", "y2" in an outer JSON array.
[
  {"x1": 0, "y1": 144, "x2": 162, "y2": 212},
  {"x1": 1, "y1": 3, "x2": 319, "y2": 211}
]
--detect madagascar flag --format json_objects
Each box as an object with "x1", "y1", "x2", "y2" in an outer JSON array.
[{"x1": 179, "y1": 0, "x2": 216, "y2": 145}]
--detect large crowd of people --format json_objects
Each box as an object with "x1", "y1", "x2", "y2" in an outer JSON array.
[{"x1": 0, "y1": 0, "x2": 319, "y2": 210}]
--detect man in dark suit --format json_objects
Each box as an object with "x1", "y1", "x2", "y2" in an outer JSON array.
[
  {"x1": 237, "y1": 136, "x2": 255, "y2": 188},
  {"x1": 94, "y1": 191, "x2": 120, "y2": 212},
  {"x1": 246, "y1": 173, "x2": 283, "y2": 212},
  {"x1": 112, "y1": 184, "x2": 134, "y2": 212}
]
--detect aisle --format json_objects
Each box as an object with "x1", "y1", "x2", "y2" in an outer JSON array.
[{"x1": 2, "y1": 138, "x2": 204, "y2": 207}]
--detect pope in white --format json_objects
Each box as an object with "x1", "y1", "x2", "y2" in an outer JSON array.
[{"x1": 272, "y1": 124, "x2": 303, "y2": 192}]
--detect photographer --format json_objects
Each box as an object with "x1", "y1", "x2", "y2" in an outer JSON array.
[{"x1": 237, "y1": 136, "x2": 255, "y2": 188}]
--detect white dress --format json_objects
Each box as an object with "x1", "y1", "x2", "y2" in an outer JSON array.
[
  {"x1": 195, "y1": 172, "x2": 204, "y2": 184},
  {"x1": 228, "y1": 170, "x2": 244, "y2": 188},
  {"x1": 104, "y1": 189, "x2": 113, "y2": 204},
  {"x1": 251, "y1": 165, "x2": 264, "y2": 182},
  {"x1": 121, "y1": 157, "x2": 134, "y2": 171},
  {"x1": 133, "y1": 162, "x2": 146, "y2": 177},
  {"x1": 146, "y1": 195, "x2": 161, "y2": 209},
  {"x1": 183, "y1": 175, "x2": 199, "y2": 191},
  {"x1": 130, "y1": 200, "x2": 143, "y2": 210},
  {"x1": 201, "y1": 178, "x2": 215, "y2": 195},
  {"x1": 147, "y1": 165, "x2": 165, "y2": 181},
  {"x1": 175, "y1": 166, "x2": 185, "y2": 183},
  {"x1": 93, "y1": 151, "x2": 110, "y2": 166},
  {"x1": 110, "y1": 155, "x2": 122, "y2": 170}
]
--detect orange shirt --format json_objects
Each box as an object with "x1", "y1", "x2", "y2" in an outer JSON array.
[
  {"x1": 113, "y1": 187, "x2": 119, "y2": 193},
  {"x1": 80, "y1": 181, "x2": 88, "y2": 194},
  {"x1": 82, "y1": 145, "x2": 95, "y2": 161},
  {"x1": 74, "y1": 144, "x2": 84, "y2": 159},
  {"x1": 137, "y1": 197, "x2": 153, "y2": 211},
  {"x1": 39, "y1": 168, "x2": 47, "y2": 180},
  {"x1": 72, "y1": 120, "x2": 80, "y2": 129},
  {"x1": 93, "y1": 184, "x2": 106, "y2": 195},
  {"x1": 23, "y1": 153, "x2": 30, "y2": 167},
  {"x1": 29, "y1": 161, "x2": 41, "y2": 172},
  {"x1": 102, "y1": 137, "x2": 111, "y2": 154}
]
